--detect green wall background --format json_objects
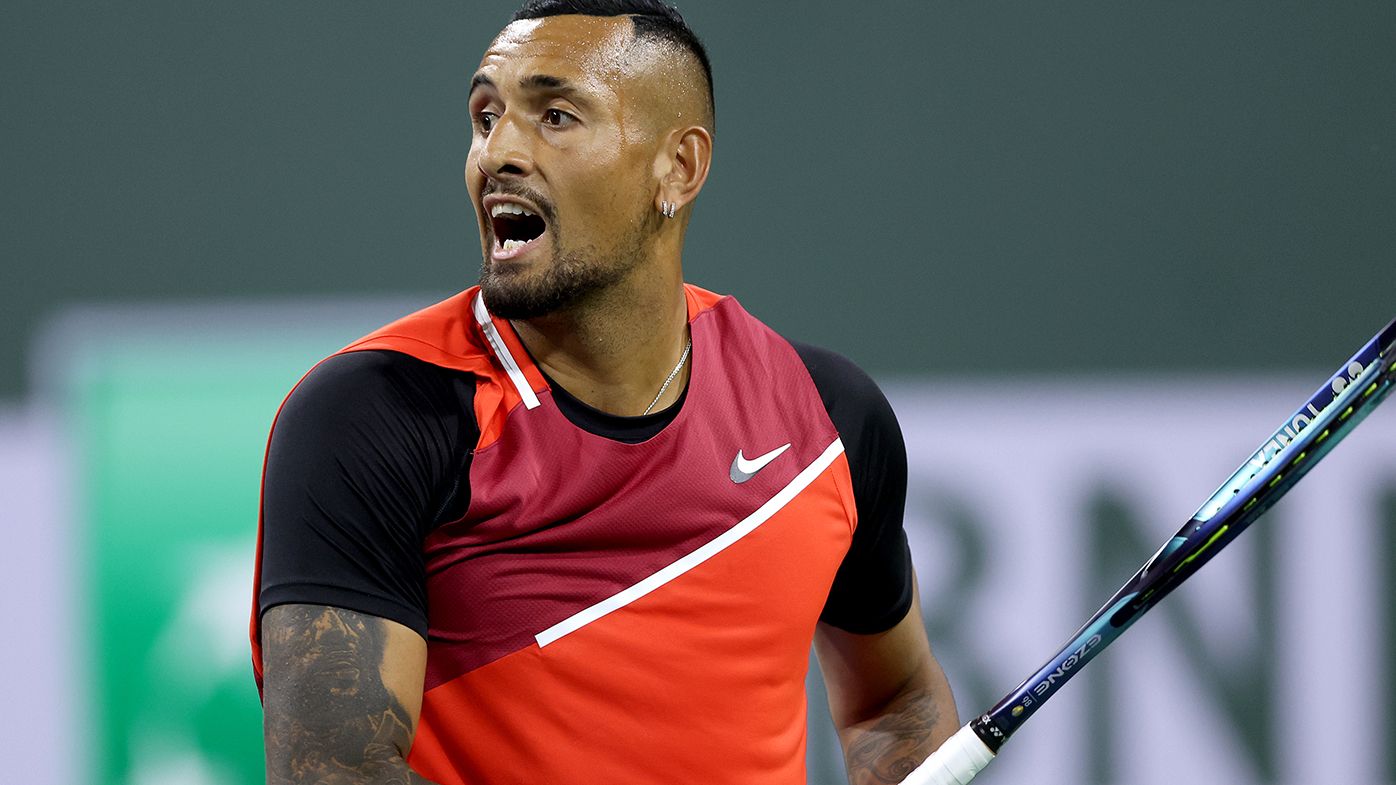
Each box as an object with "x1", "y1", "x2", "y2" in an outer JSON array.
[{"x1": 4, "y1": 1, "x2": 1394, "y2": 401}]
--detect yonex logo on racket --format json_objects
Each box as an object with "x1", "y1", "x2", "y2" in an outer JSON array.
[
  {"x1": 1197, "y1": 358, "x2": 1372, "y2": 523},
  {"x1": 1332, "y1": 360, "x2": 1369, "y2": 395},
  {"x1": 1245, "y1": 361, "x2": 1367, "y2": 469}
]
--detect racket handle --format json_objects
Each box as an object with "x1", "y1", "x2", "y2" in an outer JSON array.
[{"x1": 898, "y1": 724, "x2": 995, "y2": 785}]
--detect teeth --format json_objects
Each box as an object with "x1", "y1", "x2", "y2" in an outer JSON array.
[
  {"x1": 490, "y1": 202, "x2": 536, "y2": 218},
  {"x1": 501, "y1": 238, "x2": 526, "y2": 251}
]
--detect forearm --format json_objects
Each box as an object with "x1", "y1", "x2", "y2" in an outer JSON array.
[
  {"x1": 264, "y1": 710, "x2": 441, "y2": 785},
  {"x1": 267, "y1": 750, "x2": 441, "y2": 784},
  {"x1": 837, "y1": 683, "x2": 955, "y2": 785},
  {"x1": 816, "y1": 576, "x2": 958, "y2": 784}
]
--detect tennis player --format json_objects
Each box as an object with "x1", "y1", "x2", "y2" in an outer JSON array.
[{"x1": 251, "y1": 1, "x2": 958, "y2": 783}]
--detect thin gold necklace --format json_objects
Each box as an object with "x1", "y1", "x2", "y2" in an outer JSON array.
[{"x1": 642, "y1": 337, "x2": 692, "y2": 416}]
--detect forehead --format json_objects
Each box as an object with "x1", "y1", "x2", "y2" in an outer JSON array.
[{"x1": 478, "y1": 15, "x2": 638, "y2": 88}]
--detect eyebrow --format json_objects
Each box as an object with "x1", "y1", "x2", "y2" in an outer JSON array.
[{"x1": 469, "y1": 72, "x2": 591, "y2": 105}]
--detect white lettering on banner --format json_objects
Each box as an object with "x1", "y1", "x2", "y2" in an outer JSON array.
[{"x1": 886, "y1": 379, "x2": 1396, "y2": 785}]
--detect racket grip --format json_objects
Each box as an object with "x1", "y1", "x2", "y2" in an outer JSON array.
[{"x1": 897, "y1": 724, "x2": 995, "y2": 785}]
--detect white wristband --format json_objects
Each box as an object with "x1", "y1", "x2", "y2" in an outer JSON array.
[{"x1": 898, "y1": 724, "x2": 996, "y2": 785}]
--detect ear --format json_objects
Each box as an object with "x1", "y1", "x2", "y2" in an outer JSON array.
[{"x1": 653, "y1": 125, "x2": 713, "y2": 217}]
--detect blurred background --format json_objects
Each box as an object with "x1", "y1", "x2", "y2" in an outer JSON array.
[{"x1": 2, "y1": 2, "x2": 1393, "y2": 784}]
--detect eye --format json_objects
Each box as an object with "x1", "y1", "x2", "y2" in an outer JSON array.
[
  {"x1": 543, "y1": 108, "x2": 577, "y2": 128},
  {"x1": 475, "y1": 111, "x2": 498, "y2": 134}
]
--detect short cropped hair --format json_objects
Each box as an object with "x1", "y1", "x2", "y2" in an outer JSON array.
[{"x1": 511, "y1": 0, "x2": 715, "y2": 127}]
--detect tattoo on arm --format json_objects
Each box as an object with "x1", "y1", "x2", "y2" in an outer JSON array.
[
  {"x1": 262, "y1": 605, "x2": 437, "y2": 785},
  {"x1": 841, "y1": 687, "x2": 941, "y2": 785}
]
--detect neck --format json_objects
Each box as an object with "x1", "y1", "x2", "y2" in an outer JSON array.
[{"x1": 511, "y1": 264, "x2": 691, "y2": 417}]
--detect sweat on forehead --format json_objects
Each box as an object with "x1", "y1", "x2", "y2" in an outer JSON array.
[{"x1": 481, "y1": 14, "x2": 712, "y2": 131}]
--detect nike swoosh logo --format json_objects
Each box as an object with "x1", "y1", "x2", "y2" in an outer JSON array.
[{"x1": 730, "y1": 443, "x2": 791, "y2": 484}]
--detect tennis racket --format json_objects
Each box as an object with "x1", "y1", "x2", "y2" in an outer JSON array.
[{"x1": 901, "y1": 316, "x2": 1396, "y2": 785}]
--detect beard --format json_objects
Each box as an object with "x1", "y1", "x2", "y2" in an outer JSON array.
[{"x1": 479, "y1": 206, "x2": 662, "y2": 320}]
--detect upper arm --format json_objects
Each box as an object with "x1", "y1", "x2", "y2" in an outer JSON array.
[
  {"x1": 256, "y1": 352, "x2": 474, "y2": 782},
  {"x1": 261, "y1": 604, "x2": 429, "y2": 784},
  {"x1": 791, "y1": 340, "x2": 914, "y2": 634},
  {"x1": 259, "y1": 351, "x2": 475, "y2": 637},
  {"x1": 792, "y1": 342, "x2": 957, "y2": 731}
]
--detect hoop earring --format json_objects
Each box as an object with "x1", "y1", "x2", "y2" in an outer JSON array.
[{"x1": 660, "y1": 200, "x2": 677, "y2": 219}]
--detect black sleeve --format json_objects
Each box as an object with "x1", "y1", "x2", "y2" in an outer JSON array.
[
  {"x1": 792, "y1": 341, "x2": 914, "y2": 635},
  {"x1": 258, "y1": 350, "x2": 477, "y2": 638}
]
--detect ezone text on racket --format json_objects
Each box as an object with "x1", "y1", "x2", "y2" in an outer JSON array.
[{"x1": 1033, "y1": 634, "x2": 1103, "y2": 698}]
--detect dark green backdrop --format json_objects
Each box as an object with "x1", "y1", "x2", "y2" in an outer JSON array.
[{"x1": 4, "y1": 1, "x2": 1394, "y2": 401}]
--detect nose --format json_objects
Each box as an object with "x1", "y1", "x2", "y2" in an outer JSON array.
[
  {"x1": 476, "y1": 113, "x2": 534, "y2": 181},
  {"x1": 324, "y1": 611, "x2": 353, "y2": 638}
]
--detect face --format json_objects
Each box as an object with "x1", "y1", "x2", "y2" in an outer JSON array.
[
  {"x1": 467, "y1": 15, "x2": 666, "y2": 319},
  {"x1": 284, "y1": 611, "x2": 376, "y2": 706}
]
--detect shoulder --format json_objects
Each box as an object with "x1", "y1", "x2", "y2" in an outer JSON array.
[
  {"x1": 701, "y1": 295, "x2": 889, "y2": 414},
  {"x1": 287, "y1": 349, "x2": 469, "y2": 406},
  {"x1": 786, "y1": 340, "x2": 897, "y2": 427},
  {"x1": 275, "y1": 350, "x2": 476, "y2": 445}
]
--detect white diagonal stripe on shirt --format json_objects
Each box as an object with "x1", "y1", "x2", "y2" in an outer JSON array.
[{"x1": 535, "y1": 437, "x2": 846, "y2": 647}]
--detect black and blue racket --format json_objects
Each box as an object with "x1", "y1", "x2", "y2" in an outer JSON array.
[{"x1": 904, "y1": 316, "x2": 1396, "y2": 784}]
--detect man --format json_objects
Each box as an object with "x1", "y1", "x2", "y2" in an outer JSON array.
[{"x1": 251, "y1": 1, "x2": 959, "y2": 783}]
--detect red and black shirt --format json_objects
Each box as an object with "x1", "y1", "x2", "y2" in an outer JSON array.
[{"x1": 251, "y1": 285, "x2": 912, "y2": 785}]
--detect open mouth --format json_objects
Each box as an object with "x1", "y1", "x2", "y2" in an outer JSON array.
[{"x1": 489, "y1": 201, "x2": 548, "y2": 260}]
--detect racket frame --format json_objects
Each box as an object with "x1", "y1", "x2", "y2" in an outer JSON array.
[{"x1": 964, "y1": 317, "x2": 1396, "y2": 752}]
